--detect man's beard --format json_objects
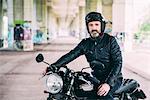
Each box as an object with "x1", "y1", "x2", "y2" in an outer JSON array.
[{"x1": 90, "y1": 30, "x2": 100, "y2": 38}]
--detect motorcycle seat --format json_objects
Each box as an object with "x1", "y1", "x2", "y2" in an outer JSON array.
[{"x1": 114, "y1": 79, "x2": 139, "y2": 94}]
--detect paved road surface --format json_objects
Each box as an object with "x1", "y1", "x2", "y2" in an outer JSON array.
[{"x1": 0, "y1": 51, "x2": 149, "y2": 100}]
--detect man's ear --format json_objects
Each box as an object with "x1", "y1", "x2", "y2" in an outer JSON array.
[{"x1": 101, "y1": 21, "x2": 106, "y2": 33}]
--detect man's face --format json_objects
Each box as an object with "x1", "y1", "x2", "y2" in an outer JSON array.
[{"x1": 88, "y1": 21, "x2": 101, "y2": 38}]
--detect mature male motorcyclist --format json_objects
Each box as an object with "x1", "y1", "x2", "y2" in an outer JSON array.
[{"x1": 47, "y1": 12, "x2": 123, "y2": 100}]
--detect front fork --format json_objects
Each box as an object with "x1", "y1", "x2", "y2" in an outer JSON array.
[
  {"x1": 66, "y1": 75, "x2": 75, "y2": 95},
  {"x1": 65, "y1": 75, "x2": 77, "y2": 100}
]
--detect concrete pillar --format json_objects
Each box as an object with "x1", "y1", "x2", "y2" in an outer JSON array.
[
  {"x1": 35, "y1": 0, "x2": 48, "y2": 43},
  {"x1": 58, "y1": 17, "x2": 69, "y2": 36},
  {"x1": 72, "y1": 13, "x2": 80, "y2": 38},
  {"x1": 86, "y1": 0, "x2": 97, "y2": 12},
  {"x1": 78, "y1": 0, "x2": 86, "y2": 39},
  {"x1": 112, "y1": 0, "x2": 134, "y2": 52},
  {"x1": 32, "y1": 0, "x2": 37, "y2": 38},
  {"x1": 124, "y1": 0, "x2": 134, "y2": 52},
  {"x1": 96, "y1": 0, "x2": 102, "y2": 13},
  {"x1": 102, "y1": 0, "x2": 112, "y2": 21},
  {"x1": 41, "y1": 0, "x2": 48, "y2": 42},
  {"x1": 1, "y1": 0, "x2": 8, "y2": 48},
  {"x1": 24, "y1": 0, "x2": 34, "y2": 21},
  {"x1": 7, "y1": 0, "x2": 14, "y2": 48},
  {"x1": 0, "y1": 0, "x2": 3, "y2": 39},
  {"x1": 13, "y1": 0, "x2": 23, "y2": 20},
  {"x1": 112, "y1": 0, "x2": 125, "y2": 33},
  {"x1": 79, "y1": 6, "x2": 86, "y2": 39},
  {"x1": 23, "y1": 0, "x2": 34, "y2": 50},
  {"x1": 47, "y1": 8, "x2": 57, "y2": 39}
]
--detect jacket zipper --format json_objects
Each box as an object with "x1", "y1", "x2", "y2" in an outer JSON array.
[{"x1": 94, "y1": 41, "x2": 97, "y2": 59}]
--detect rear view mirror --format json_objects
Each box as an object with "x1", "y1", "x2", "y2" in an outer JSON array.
[{"x1": 36, "y1": 53, "x2": 44, "y2": 63}]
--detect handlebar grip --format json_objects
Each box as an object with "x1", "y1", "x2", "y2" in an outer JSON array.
[
  {"x1": 88, "y1": 76, "x2": 100, "y2": 85},
  {"x1": 82, "y1": 73, "x2": 100, "y2": 85},
  {"x1": 46, "y1": 66, "x2": 52, "y2": 72},
  {"x1": 44, "y1": 90, "x2": 50, "y2": 94},
  {"x1": 46, "y1": 65, "x2": 57, "y2": 73}
]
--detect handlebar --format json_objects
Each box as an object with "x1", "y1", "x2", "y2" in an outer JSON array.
[{"x1": 81, "y1": 72, "x2": 100, "y2": 85}]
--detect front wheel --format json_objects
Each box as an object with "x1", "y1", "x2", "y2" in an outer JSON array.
[{"x1": 13, "y1": 40, "x2": 23, "y2": 50}]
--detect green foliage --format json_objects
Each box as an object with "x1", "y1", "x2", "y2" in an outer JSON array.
[
  {"x1": 134, "y1": 23, "x2": 150, "y2": 40},
  {"x1": 14, "y1": 20, "x2": 25, "y2": 25},
  {"x1": 140, "y1": 23, "x2": 150, "y2": 31}
]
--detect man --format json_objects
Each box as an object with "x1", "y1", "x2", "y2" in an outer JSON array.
[
  {"x1": 48, "y1": 12, "x2": 123, "y2": 100},
  {"x1": 14, "y1": 24, "x2": 24, "y2": 40}
]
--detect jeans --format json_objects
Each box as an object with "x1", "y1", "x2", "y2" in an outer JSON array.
[
  {"x1": 86, "y1": 78, "x2": 122, "y2": 100},
  {"x1": 85, "y1": 91, "x2": 113, "y2": 100}
]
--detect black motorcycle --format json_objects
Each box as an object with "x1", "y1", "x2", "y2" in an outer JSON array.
[{"x1": 36, "y1": 53, "x2": 146, "y2": 100}]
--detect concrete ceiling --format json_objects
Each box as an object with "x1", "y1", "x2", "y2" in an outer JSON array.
[
  {"x1": 50, "y1": 0, "x2": 79, "y2": 18},
  {"x1": 48, "y1": 0, "x2": 113, "y2": 18}
]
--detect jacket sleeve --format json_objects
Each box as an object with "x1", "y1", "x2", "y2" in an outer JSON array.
[
  {"x1": 105, "y1": 36, "x2": 123, "y2": 87},
  {"x1": 51, "y1": 39, "x2": 85, "y2": 68}
]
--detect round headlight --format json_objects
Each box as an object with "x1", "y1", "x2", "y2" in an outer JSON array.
[{"x1": 46, "y1": 73, "x2": 63, "y2": 94}]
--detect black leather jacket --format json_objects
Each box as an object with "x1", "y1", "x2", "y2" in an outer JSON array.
[{"x1": 51, "y1": 33, "x2": 123, "y2": 89}]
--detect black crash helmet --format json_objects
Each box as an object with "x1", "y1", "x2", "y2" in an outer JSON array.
[{"x1": 85, "y1": 12, "x2": 106, "y2": 33}]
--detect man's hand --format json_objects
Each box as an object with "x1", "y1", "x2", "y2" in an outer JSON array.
[
  {"x1": 97, "y1": 83, "x2": 110, "y2": 96},
  {"x1": 42, "y1": 65, "x2": 57, "y2": 75}
]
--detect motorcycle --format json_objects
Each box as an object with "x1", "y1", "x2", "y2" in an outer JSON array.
[{"x1": 36, "y1": 53, "x2": 146, "y2": 100}]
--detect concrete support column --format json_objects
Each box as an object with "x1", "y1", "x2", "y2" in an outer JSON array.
[
  {"x1": 124, "y1": 0, "x2": 134, "y2": 52},
  {"x1": 34, "y1": 0, "x2": 47, "y2": 43},
  {"x1": 102, "y1": 0, "x2": 112, "y2": 21},
  {"x1": 73, "y1": 13, "x2": 80, "y2": 38},
  {"x1": 32, "y1": 0, "x2": 37, "y2": 38},
  {"x1": 47, "y1": 7, "x2": 57, "y2": 39},
  {"x1": 79, "y1": 0, "x2": 86, "y2": 39},
  {"x1": 96, "y1": 0, "x2": 102, "y2": 13},
  {"x1": 0, "y1": 0, "x2": 3, "y2": 39},
  {"x1": 1, "y1": 0, "x2": 8, "y2": 48},
  {"x1": 112, "y1": 0, "x2": 134, "y2": 52},
  {"x1": 24, "y1": 0, "x2": 34, "y2": 21},
  {"x1": 41, "y1": 0, "x2": 48, "y2": 42},
  {"x1": 58, "y1": 17, "x2": 69, "y2": 36},
  {"x1": 112, "y1": 0, "x2": 125, "y2": 33},
  {"x1": 13, "y1": 0, "x2": 23, "y2": 20},
  {"x1": 7, "y1": 0, "x2": 14, "y2": 48},
  {"x1": 79, "y1": 6, "x2": 86, "y2": 39},
  {"x1": 23, "y1": 0, "x2": 34, "y2": 50},
  {"x1": 86, "y1": 0, "x2": 97, "y2": 12}
]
